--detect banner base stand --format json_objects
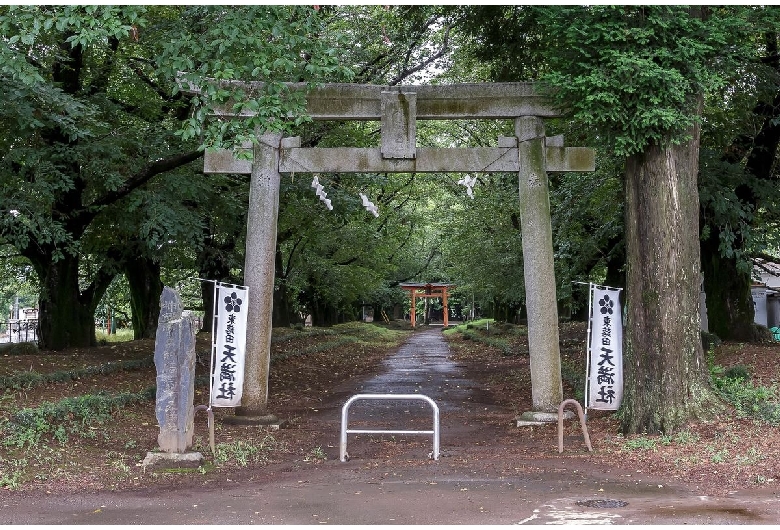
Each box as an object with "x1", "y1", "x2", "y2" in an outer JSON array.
[
  {"x1": 222, "y1": 412, "x2": 281, "y2": 427},
  {"x1": 516, "y1": 410, "x2": 573, "y2": 426}
]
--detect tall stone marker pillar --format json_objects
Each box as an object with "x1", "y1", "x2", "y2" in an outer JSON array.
[
  {"x1": 226, "y1": 131, "x2": 283, "y2": 425},
  {"x1": 516, "y1": 116, "x2": 564, "y2": 416},
  {"x1": 145, "y1": 286, "x2": 202, "y2": 468}
]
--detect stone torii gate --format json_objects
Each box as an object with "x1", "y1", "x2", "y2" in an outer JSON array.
[{"x1": 201, "y1": 82, "x2": 595, "y2": 422}]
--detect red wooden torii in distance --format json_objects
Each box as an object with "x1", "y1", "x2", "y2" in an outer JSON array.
[{"x1": 399, "y1": 282, "x2": 454, "y2": 328}]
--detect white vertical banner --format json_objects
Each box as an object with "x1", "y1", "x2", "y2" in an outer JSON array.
[
  {"x1": 211, "y1": 282, "x2": 249, "y2": 408},
  {"x1": 586, "y1": 284, "x2": 624, "y2": 411}
]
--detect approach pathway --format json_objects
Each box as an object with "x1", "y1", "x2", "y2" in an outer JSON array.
[
  {"x1": 349, "y1": 327, "x2": 472, "y2": 401},
  {"x1": 319, "y1": 327, "x2": 502, "y2": 462}
]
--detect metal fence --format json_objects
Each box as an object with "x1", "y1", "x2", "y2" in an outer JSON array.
[{"x1": 0, "y1": 320, "x2": 39, "y2": 344}]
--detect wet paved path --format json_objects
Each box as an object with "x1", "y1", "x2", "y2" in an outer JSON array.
[
  {"x1": 326, "y1": 327, "x2": 494, "y2": 461},
  {"x1": 337, "y1": 328, "x2": 476, "y2": 413},
  {"x1": 350, "y1": 327, "x2": 472, "y2": 402}
]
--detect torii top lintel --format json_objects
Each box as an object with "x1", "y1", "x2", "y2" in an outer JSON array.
[
  {"x1": 198, "y1": 82, "x2": 562, "y2": 121},
  {"x1": 199, "y1": 82, "x2": 595, "y2": 175}
]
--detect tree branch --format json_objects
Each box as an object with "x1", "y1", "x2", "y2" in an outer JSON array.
[
  {"x1": 388, "y1": 22, "x2": 452, "y2": 86},
  {"x1": 283, "y1": 235, "x2": 306, "y2": 278},
  {"x1": 96, "y1": 150, "x2": 203, "y2": 209},
  {"x1": 65, "y1": 150, "x2": 205, "y2": 234},
  {"x1": 128, "y1": 57, "x2": 182, "y2": 103},
  {"x1": 390, "y1": 247, "x2": 440, "y2": 285}
]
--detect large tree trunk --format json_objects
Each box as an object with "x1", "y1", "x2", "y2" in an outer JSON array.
[
  {"x1": 310, "y1": 297, "x2": 340, "y2": 327},
  {"x1": 272, "y1": 250, "x2": 294, "y2": 328},
  {"x1": 37, "y1": 255, "x2": 99, "y2": 350},
  {"x1": 621, "y1": 128, "x2": 717, "y2": 434},
  {"x1": 124, "y1": 255, "x2": 163, "y2": 340},
  {"x1": 700, "y1": 229, "x2": 755, "y2": 341},
  {"x1": 272, "y1": 284, "x2": 293, "y2": 328}
]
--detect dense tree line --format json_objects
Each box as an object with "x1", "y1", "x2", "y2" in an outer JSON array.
[{"x1": 2, "y1": 6, "x2": 778, "y2": 433}]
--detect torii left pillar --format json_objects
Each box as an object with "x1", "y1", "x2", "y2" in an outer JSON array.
[
  {"x1": 224, "y1": 131, "x2": 282, "y2": 426},
  {"x1": 516, "y1": 117, "x2": 563, "y2": 419}
]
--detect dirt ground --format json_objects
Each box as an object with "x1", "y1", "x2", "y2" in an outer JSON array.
[{"x1": 1, "y1": 320, "x2": 779, "y2": 517}]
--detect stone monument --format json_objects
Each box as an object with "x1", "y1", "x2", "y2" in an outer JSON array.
[{"x1": 143, "y1": 286, "x2": 202, "y2": 469}]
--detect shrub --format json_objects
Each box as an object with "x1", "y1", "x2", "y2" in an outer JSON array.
[
  {"x1": 723, "y1": 365, "x2": 750, "y2": 381},
  {"x1": 713, "y1": 374, "x2": 780, "y2": 425}
]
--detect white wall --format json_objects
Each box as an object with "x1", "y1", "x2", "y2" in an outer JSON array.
[{"x1": 752, "y1": 286, "x2": 768, "y2": 327}]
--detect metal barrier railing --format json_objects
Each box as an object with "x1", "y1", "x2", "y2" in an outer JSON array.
[
  {"x1": 340, "y1": 393, "x2": 440, "y2": 462},
  {"x1": 0, "y1": 320, "x2": 38, "y2": 344}
]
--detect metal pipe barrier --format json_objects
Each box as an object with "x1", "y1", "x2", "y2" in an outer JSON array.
[
  {"x1": 558, "y1": 398, "x2": 593, "y2": 453},
  {"x1": 340, "y1": 393, "x2": 440, "y2": 462}
]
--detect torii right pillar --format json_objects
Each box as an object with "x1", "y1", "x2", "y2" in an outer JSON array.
[{"x1": 516, "y1": 116, "x2": 563, "y2": 418}]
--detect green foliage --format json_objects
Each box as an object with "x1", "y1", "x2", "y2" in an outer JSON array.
[
  {"x1": 274, "y1": 168, "x2": 437, "y2": 324},
  {"x1": 161, "y1": 5, "x2": 354, "y2": 149},
  {"x1": 0, "y1": 5, "x2": 145, "y2": 86},
  {"x1": 711, "y1": 363, "x2": 780, "y2": 425},
  {"x1": 95, "y1": 328, "x2": 136, "y2": 344},
  {"x1": 658, "y1": 430, "x2": 700, "y2": 447},
  {"x1": 0, "y1": 247, "x2": 39, "y2": 319},
  {"x1": 709, "y1": 447, "x2": 729, "y2": 464},
  {"x1": 442, "y1": 319, "x2": 495, "y2": 335},
  {"x1": 327, "y1": 5, "x2": 453, "y2": 86},
  {"x1": 304, "y1": 445, "x2": 327, "y2": 462},
  {"x1": 622, "y1": 435, "x2": 658, "y2": 452},
  {"x1": 272, "y1": 337, "x2": 360, "y2": 363},
  {"x1": 550, "y1": 150, "x2": 625, "y2": 301},
  {"x1": 214, "y1": 436, "x2": 284, "y2": 467},
  {"x1": 448, "y1": 320, "x2": 525, "y2": 357},
  {"x1": 0, "y1": 370, "x2": 214, "y2": 450},
  {"x1": 330, "y1": 322, "x2": 407, "y2": 343},
  {"x1": 0, "y1": 5, "x2": 360, "y2": 348},
  {"x1": 723, "y1": 364, "x2": 750, "y2": 381},
  {"x1": 2, "y1": 393, "x2": 130, "y2": 448},
  {"x1": 270, "y1": 322, "x2": 407, "y2": 363},
  {"x1": 535, "y1": 6, "x2": 736, "y2": 157},
  {"x1": 436, "y1": 141, "x2": 528, "y2": 312},
  {"x1": 0, "y1": 457, "x2": 26, "y2": 490},
  {"x1": 714, "y1": 377, "x2": 780, "y2": 424},
  {"x1": 697, "y1": 152, "x2": 762, "y2": 272}
]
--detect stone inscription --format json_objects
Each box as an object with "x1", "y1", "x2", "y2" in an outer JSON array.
[{"x1": 154, "y1": 286, "x2": 197, "y2": 453}]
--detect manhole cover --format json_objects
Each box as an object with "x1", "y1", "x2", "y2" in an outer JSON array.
[{"x1": 576, "y1": 499, "x2": 629, "y2": 509}]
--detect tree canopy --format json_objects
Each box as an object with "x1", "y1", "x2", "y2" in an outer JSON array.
[{"x1": 2, "y1": 5, "x2": 779, "y2": 433}]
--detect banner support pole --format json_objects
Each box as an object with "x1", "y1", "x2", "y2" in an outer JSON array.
[{"x1": 583, "y1": 282, "x2": 595, "y2": 420}]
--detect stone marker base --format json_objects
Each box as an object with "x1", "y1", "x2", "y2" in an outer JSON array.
[
  {"x1": 142, "y1": 451, "x2": 204, "y2": 471},
  {"x1": 516, "y1": 410, "x2": 574, "y2": 427}
]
